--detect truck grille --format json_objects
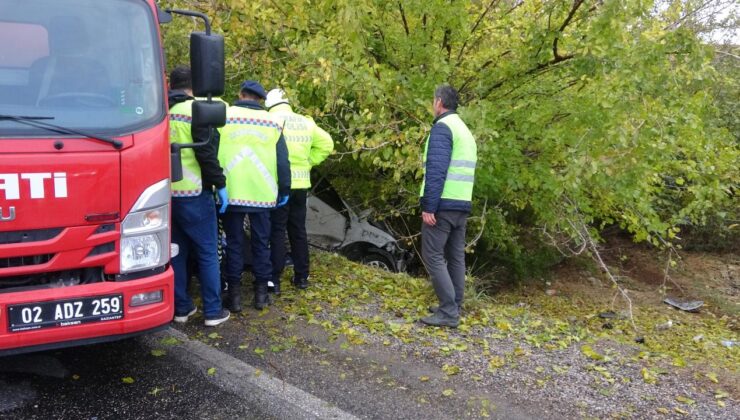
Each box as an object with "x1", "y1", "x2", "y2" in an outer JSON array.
[
  {"x1": 0, "y1": 228, "x2": 63, "y2": 245},
  {"x1": 0, "y1": 254, "x2": 54, "y2": 269},
  {"x1": 0, "y1": 267, "x2": 104, "y2": 292}
]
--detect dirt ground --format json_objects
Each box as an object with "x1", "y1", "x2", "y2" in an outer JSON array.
[{"x1": 175, "y1": 243, "x2": 739, "y2": 419}]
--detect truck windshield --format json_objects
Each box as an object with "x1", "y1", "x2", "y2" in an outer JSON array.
[{"x1": 0, "y1": 0, "x2": 163, "y2": 137}]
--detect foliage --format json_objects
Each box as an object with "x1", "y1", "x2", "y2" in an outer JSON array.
[{"x1": 160, "y1": 0, "x2": 739, "y2": 275}]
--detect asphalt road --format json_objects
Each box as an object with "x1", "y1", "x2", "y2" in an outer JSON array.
[{"x1": 0, "y1": 335, "x2": 268, "y2": 420}]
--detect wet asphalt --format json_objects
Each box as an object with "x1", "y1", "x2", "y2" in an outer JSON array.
[{"x1": 0, "y1": 336, "x2": 266, "y2": 420}]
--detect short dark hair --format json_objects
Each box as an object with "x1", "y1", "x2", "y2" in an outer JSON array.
[
  {"x1": 169, "y1": 66, "x2": 192, "y2": 90},
  {"x1": 434, "y1": 85, "x2": 459, "y2": 111},
  {"x1": 239, "y1": 90, "x2": 262, "y2": 101}
]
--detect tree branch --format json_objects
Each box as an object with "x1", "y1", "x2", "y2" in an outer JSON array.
[
  {"x1": 398, "y1": 2, "x2": 410, "y2": 36},
  {"x1": 553, "y1": 0, "x2": 584, "y2": 61},
  {"x1": 456, "y1": 0, "x2": 501, "y2": 64}
]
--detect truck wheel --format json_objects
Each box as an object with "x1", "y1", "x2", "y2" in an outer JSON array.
[{"x1": 361, "y1": 249, "x2": 397, "y2": 272}]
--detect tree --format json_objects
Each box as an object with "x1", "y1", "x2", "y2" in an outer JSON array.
[{"x1": 161, "y1": 0, "x2": 738, "y2": 276}]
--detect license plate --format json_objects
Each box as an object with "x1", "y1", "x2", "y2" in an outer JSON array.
[{"x1": 7, "y1": 294, "x2": 123, "y2": 332}]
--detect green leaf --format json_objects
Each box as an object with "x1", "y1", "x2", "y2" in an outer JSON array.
[
  {"x1": 160, "y1": 336, "x2": 181, "y2": 346},
  {"x1": 121, "y1": 377, "x2": 135, "y2": 384},
  {"x1": 442, "y1": 389, "x2": 454, "y2": 397},
  {"x1": 150, "y1": 349, "x2": 166, "y2": 357},
  {"x1": 207, "y1": 367, "x2": 216, "y2": 376},
  {"x1": 580, "y1": 345, "x2": 604, "y2": 361}
]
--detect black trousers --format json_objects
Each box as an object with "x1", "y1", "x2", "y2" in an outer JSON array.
[{"x1": 270, "y1": 189, "x2": 309, "y2": 283}]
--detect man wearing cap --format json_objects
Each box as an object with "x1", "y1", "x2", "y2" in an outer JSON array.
[
  {"x1": 219, "y1": 81, "x2": 291, "y2": 311},
  {"x1": 265, "y1": 89, "x2": 334, "y2": 292}
]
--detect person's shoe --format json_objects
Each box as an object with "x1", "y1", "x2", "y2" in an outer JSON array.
[
  {"x1": 226, "y1": 284, "x2": 242, "y2": 313},
  {"x1": 173, "y1": 306, "x2": 197, "y2": 323},
  {"x1": 267, "y1": 280, "x2": 281, "y2": 296},
  {"x1": 428, "y1": 305, "x2": 462, "y2": 315},
  {"x1": 204, "y1": 309, "x2": 230, "y2": 327},
  {"x1": 293, "y1": 276, "x2": 309, "y2": 290},
  {"x1": 420, "y1": 313, "x2": 460, "y2": 328},
  {"x1": 254, "y1": 283, "x2": 270, "y2": 310}
]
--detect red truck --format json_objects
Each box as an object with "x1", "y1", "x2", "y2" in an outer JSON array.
[{"x1": 0, "y1": 0, "x2": 226, "y2": 355}]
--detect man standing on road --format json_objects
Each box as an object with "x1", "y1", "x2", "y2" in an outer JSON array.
[
  {"x1": 419, "y1": 85, "x2": 477, "y2": 329},
  {"x1": 265, "y1": 89, "x2": 334, "y2": 293},
  {"x1": 168, "y1": 66, "x2": 230, "y2": 327},
  {"x1": 219, "y1": 81, "x2": 290, "y2": 311}
]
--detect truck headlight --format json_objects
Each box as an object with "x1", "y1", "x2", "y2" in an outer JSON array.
[{"x1": 120, "y1": 179, "x2": 170, "y2": 274}]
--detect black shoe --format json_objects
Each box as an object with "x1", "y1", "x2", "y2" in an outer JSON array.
[
  {"x1": 421, "y1": 313, "x2": 460, "y2": 328},
  {"x1": 204, "y1": 309, "x2": 230, "y2": 327},
  {"x1": 268, "y1": 280, "x2": 281, "y2": 296},
  {"x1": 428, "y1": 305, "x2": 462, "y2": 315},
  {"x1": 226, "y1": 284, "x2": 242, "y2": 313},
  {"x1": 293, "y1": 276, "x2": 309, "y2": 290},
  {"x1": 254, "y1": 283, "x2": 269, "y2": 310}
]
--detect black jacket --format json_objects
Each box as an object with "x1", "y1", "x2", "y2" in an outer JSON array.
[
  {"x1": 421, "y1": 111, "x2": 472, "y2": 214},
  {"x1": 168, "y1": 90, "x2": 226, "y2": 191}
]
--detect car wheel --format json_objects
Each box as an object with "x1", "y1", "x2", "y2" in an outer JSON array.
[{"x1": 361, "y1": 249, "x2": 397, "y2": 272}]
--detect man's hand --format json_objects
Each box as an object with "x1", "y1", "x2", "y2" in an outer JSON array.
[
  {"x1": 217, "y1": 187, "x2": 228, "y2": 214},
  {"x1": 422, "y1": 211, "x2": 436, "y2": 226}
]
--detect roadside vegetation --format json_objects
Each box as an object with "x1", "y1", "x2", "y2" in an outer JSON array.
[{"x1": 160, "y1": 2, "x2": 738, "y2": 415}]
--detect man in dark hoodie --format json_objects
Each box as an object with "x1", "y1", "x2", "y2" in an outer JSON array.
[
  {"x1": 168, "y1": 66, "x2": 230, "y2": 327},
  {"x1": 218, "y1": 80, "x2": 290, "y2": 311}
]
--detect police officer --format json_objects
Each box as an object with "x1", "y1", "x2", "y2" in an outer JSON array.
[
  {"x1": 219, "y1": 81, "x2": 290, "y2": 311},
  {"x1": 419, "y1": 85, "x2": 477, "y2": 329},
  {"x1": 264, "y1": 89, "x2": 334, "y2": 293},
  {"x1": 168, "y1": 66, "x2": 230, "y2": 327}
]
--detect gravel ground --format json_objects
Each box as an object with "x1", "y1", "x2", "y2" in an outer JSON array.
[{"x1": 177, "y1": 252, "x2": 738, "y2": 419}]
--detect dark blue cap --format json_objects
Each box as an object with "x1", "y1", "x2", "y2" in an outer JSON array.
[{"x1": 240, "y1": 80, "x2": 267, "y2": 99}]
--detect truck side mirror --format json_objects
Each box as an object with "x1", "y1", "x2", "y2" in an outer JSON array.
[
  {"x1": 190, "y1": 32, "x2": 224, "y2": 97},
  {"x1": 192, "y1": 100, "x2": 226, "y2": 129},
  {"x1": 171, "y1": 147, "x2": 183, "y2": 182}
]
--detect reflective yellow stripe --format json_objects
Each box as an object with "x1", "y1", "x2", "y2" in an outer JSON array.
[{"x1": 224, "y1": 146, "x2": 278, "y2": 197}]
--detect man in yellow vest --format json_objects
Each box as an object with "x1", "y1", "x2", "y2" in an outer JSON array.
[
  {"x1": 265, "y1": 89, "x2": 334, "y2": 293},
  {"x1": 168, "y1": 66, "x2": 230, "y2": 327},
  {"x1": 219, "y1": 81, "x2": 291, "y2": 311},
  {"x1": 419, "y1": 85, "x2": 477, "y2": 329}
]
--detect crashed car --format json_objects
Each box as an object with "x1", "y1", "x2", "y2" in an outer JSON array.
[
  {"x1": 305, "y1": 177, "x2": 412, "y2": 272},
  {"x1": 223, "y1": 177, "x2": 411, "y2": 273}
]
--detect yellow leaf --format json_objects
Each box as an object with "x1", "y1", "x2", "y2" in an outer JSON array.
[
  {"x1": 150, "y1": 349, "x2": 166, "y2": 357},
  {"x1": 674, "y1": 407, "x2": 688, "y2": 415},
  {"x1": 676, "y1": 396, "x2": 695, "y2": 405},
  {"x1": 207, "y1": 367, "x2": 216, "y2": 376},
  {"x1": 488, "y1": 356, "x2": 505, "y2": 370},
  {"x1": 717, "y1": 400, "x2": 725, "y2": 408},
  {"x1": 121, "y1": 377, "x2": 135, "y2": 384},
  {"x1": 419, "y1": 376, "x2": 430, "y2": 382},
  {"x1": 641, "y1": 368, "x2": 657, "y2": 384},
  {"x1": 442, "y1": 364, "x2": 460, "y2": 376},
  {"x1": 442, "y1": 389, "x2": 454, "y2": 397},
  {"x1": 705, "y1": 372, "x2": 718, "y2": 384},
  {"x1": 495, "y1": 321, "x2": 512, "y2": 332},
  {"x1": 580, "y1": 345, "x2": 604, "y2": 361},
  {"x1": 656, "y1": 407, "x2": 669, "y2": 414}
]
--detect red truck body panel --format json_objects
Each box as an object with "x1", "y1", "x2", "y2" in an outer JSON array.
[{"x1": 0, "y1": 0, "x2": 176, "y2": 355}]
